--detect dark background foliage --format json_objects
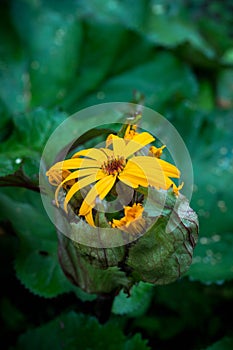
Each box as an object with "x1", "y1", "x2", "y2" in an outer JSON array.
[{"x1": 0, "y1": 1, "x2": 233, "y2": 349}]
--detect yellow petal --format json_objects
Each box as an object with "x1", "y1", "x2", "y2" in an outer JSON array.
[
  {"x1": 118, "y1": 172, "x2": 145, "y2": 188},
  {"x1": 63, "y1": 171, "x2": 105, "y2": 212},
  {"x1": 131, "y1": 156, "x2": 180, "y2": 178},
  {"x1": 79, "y1": 175, "x2": 116, "y2": 215},
  {"x1": 173, "y1": 182, "x2": 184, "y2": 196},
  {"x1": 149, "y1": 145, "x2": 166, "y2": 158},
  {"x1": 48, "y1": 158, "x2": 99, "y2": 171},
  {"x1": 100, "y1": 148, "x2": 114, "y2": 158},
  {"x1": 106, "y1": 134, "x2": 114, "y2": 147},
  {"x1": 85, "y1": 210, "x2": 95, "y2": 227},
  {"x1": 72, "y1": 148, "x2": 107, "y2": 165},
  {"x1": 124, "y1": 132, "x2": 155, "y2": 158},
  {"x1": 112, "y1": 135, "x2": 126, "y2": 157},
  {"x1": 54, "y1": 168, "x2": 101, "y2": 206},
  {"x1": 119, "y1": 157, "x2": 178, "y2": 190}
]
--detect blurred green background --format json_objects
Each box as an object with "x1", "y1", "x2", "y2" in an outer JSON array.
[{"x1": 0, "y1": 0, "x2": 233, "y2": 349}]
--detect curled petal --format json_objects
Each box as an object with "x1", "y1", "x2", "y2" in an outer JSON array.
[
  {"x1": 79, "y1": 175, "x2": 116, "y2": 216},
  {"x1": 63, "y1": 171, "x2": 105, "y2": 212},
  {"x1": 85, "y1": 210, "x2": 95, "y2": 227},
  {"x1": 54, "y1": 168, "x2": 100, "y2": 206}
]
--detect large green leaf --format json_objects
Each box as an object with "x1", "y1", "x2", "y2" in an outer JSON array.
[
  {"x1": 0, "y1": 188, "x2": 72, "y2": 297},
  {"x1": 0, "y1": 6, "x2": 29, "y2": 114},
  {"x1": 112, "y1": 282, "x2": 154, "y2": 317},
  {"x1": 168, "y1": 106, "x2": 233, "y2": 283},
  {"x1": 205, "y1": 337, "x2": 233, "y2": 350},
  {"x1": 10, "y1": 0, "x2": 82, "y2": 107},
  {"x1": 15, "y1": 311, "x2": 150, "y2": 350},
  {"x1": 187, "y1": 232, "x2": 233, "y2": 284},
  {"x1": 79, "y1": 52, "x2": 198, "y2": 110},
  {"x1": 0, "y1": 108, "x2": 67, "y2": 187},
  {"x1": 143, "y1": 13, "x2": 214, "y2": 58},
  {"x1": 62, "y1": 21, "x2": 125, "y2": 110}
]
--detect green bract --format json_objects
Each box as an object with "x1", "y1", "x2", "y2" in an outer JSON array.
[{"x1": 58, "y1": 189, "x2": 198, "y2": 294}]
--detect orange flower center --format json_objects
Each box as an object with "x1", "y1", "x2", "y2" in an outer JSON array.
[{"x1": 101, "y1": 156, "x2": 126, "y2": 175}]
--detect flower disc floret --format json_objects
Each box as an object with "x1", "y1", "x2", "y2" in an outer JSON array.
[{"x1": 101, "y1": 156, "x2": 126, "y2": 175}]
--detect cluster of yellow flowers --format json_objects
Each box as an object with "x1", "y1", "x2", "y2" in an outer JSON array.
[{"x1": 46, "y1": 123, "x2": 182, "y2": 231}]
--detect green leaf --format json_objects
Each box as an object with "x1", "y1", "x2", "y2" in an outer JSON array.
[
  {"x1": 0, "y1": 108, "x2": 67, "y2": 187},
  {"x1": 187, "y1": 232, "x2": 233, "y2": 284},
  {"x1": 75, "y1": 0, "x2": 148, "y2": 30},
  {"x1": 205, "y1": 337, "x2": 233, "y2": 350},
  {"x1": 15, "y1": 311, "x2": 150, "y2": 350},
  {"x1": 217, "y1": 69, "x2": 233, "y2": 109},
  {"x1": 0, "y1": 188, "x2": 72, "y2": 297},
  {"x1": 62, "y1": 21, "x2": 125, "y2": 110},
  {"x1": 112, "y1": 282, "x2": 154, "y2": 317},
  {"x1": 143, "y1": 14, "x2": 214, "y2": 58},
  {"x1": 170, "y1": 107, "x2": 233, "y2": 283},
  {"x1": 11, "y1": 0, "x2": 82, "y2": 107},
  {"x1": 79, "y1": 52, "x2": 198, "y2": 110},
  {"x1": 196, "y1": 80, "x2": 215, "y2": 111},
  {"x1": 126, "y1": 190, "x2": 198, "y2": 285},
  {"x1": 58, "y1": 233, "x2": 129, "y2": 294},
  {"x1": 0, "y1": 7, "x2": 29, "y2": 114},
  {"x1": 191, "y1": 110, "x2": 233, "y2": 237},
  {"x1": 221, "y1": 48, "x2": 233, "y2": 65},
  {"x1": 10, "y1": 108, "x2": 67, "y2": 151},
  {"x1": 0, "y1": 297, "x2": 27, "y2": 331}
]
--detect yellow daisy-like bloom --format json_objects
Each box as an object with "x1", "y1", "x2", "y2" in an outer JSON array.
[
  {"x1": 111, "y1": 203, "x2": 144, "y2": 229},
  {"x1": 106, "y1": 124, "x2": 138, "y2": 147},
  {"x1": 149, "y1": 145, "x2": 166, "y2": 158},
  {"x1": 124, "y1": 124, "x2": 138, "y2": 141},
  {"x1": 46, "y1": 130, "x2": 181, "y2": 226},
  {"x1": 47, "y1": 169, "x2": 75, "y2": 189}
]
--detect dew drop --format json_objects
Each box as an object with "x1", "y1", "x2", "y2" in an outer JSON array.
[
  {"x1": 152, "y1": 4, "x2": 165, "y2": 15},
  {"x1": 15, "y1": 158, "x2": 22, "y2": 164},
  {"x1": 54, "y1": 28, "x2": 66, "y2": 46},
  {"x1": 212, "y1": 234, "x2": 221, "y2": 242},
  {"x1": 203, "y1": 256, "x2": 210, "y2": 264},
  {"x1": 193, "y1": 256, "x2": 202, "y2": 263},
  {"x1": 200, "y1": 237, "x2": 208, "y2": 245},
  {"x1": 97, "y1": 91, "x2": 105, "y2": 100},
  {"x1": 206, "y1": 249, "x2": 213, "y2": 256},
  {"x1": 217, "y1": 200, "x2": 227, "y2": 212},
  {"x1": 206, "y1": 184, "x2": 216, "y2": 194}
]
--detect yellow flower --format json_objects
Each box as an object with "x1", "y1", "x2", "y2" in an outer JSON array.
[
  {"x1": 173, "y1": 182, "x2": 184, "y2": 196},
  {"x1": 124, "y1": 124, "x2": 138, "y2": 140},
  {"x1": 111, "y1": 203, "x2": 143, "y2": 227},
  {"x1": 46, "y1": 131, "x2": 181, "y2": 226},
  {"x1": 106, "y1": 123, "x2": 138, "y2": 147},
  {"x1": 46, "y1": 169, "x2": 75, "y2": 189},
  {"x1": 149, "y1": 145, "x2": 166, "y2": 158}
]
